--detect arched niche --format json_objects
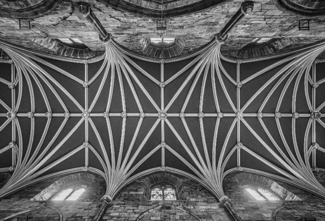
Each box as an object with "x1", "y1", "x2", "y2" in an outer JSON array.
[
  {"x1": 0, "y1": 0, "x2": 62, "y2": 19},
  {"x1": 272, "y1": 0, "x2": 325, "y2": 16}
]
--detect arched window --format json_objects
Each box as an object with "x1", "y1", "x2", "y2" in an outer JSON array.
[
  {"x1": 51, "y1": 185, "x2": 87, "y2": 201},
  {"x1": 150, "y1": 183, "x2": 177, "y2": 201}
]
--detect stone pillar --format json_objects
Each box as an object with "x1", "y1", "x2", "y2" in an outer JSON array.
[
  {"x1": 93, "y1": 196, "x2": 112, "y2": 221},
  {"x1": 217, "y1": 1, "x2": 254, "y2": 41},
  {"x1": 220, "y1": 196, "x2": 242, "y2": 221},
  {"x1": 78, "y1": 3, "x2": 111, "y2": 42}
]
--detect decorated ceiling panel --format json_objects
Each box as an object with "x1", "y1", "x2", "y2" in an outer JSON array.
[{"x1": 1, "y1": 39, "x2": 325, "y2": 200}]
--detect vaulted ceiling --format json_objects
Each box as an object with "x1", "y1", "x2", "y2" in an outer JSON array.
[{"x1": 1, "y1": 38, "x2": 325, "y2": 200}]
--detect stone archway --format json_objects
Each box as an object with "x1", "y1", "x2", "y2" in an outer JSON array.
[
  {"x1": 0, "y1": 0, "x2": 62, "y2": 19},
  {"x1": 273, "y1": 0, "x2": 325, "y2": 16}
]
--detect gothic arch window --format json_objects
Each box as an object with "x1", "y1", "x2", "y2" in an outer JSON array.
[
  {"x1": 272, "y1": 0, "x2": 325, "y2": 16},
  {"x1": 150, "y1": 183, "x2": 177, "y2": 201},
  {"x1": 31, "y1": 173, "x2": 101, "y2": 201},
  {"x1": 51, "y1": 184, "x2": 87, "y2": 201}
]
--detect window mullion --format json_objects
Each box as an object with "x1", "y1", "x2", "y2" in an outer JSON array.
[
  {"x1": 253, "y1": 187, "x2": 267, "y2": 201},
  {"x1": 162, "y1": 186, "x2": 165, "y2": 201},
  {"x1": 64, "y1": 188, "x2": 75, "y2": 201}
]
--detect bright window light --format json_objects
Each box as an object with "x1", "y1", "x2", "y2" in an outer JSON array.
[
  {"x1": 151, "y1": 188, "x2": 163, "y2": 200},
  {"x1": 58, "y1": 38, "x2": 73, "y2": 44},
  {"x1": 52, "y1": 188, "x2": 73, "y2": 201},
  {"x1": 66, "y1": 188, "x2": 86, "y2": 201},
  {"x1": 71, "y1": 38, "x2": 83, "y2": 44},
  {"x1": 150, "y1": 38, "x2": 163, "y2": 44},
  {"x1": 150, "y1": 38, "x2": 175, "y2": 44},
  {"x1": 164, "y1": 188, "x2": 176, "y2": 200},
  {"x1": 246, "y1": 188, "x2": 265, "y2": 201},
  {"x1": 163, "y1": 38, "x2": 175, "y2": 44},
  {"x1": 256, "y1": 38, "x2": 272, "y2": 44},
  {"x1": 258, "y1": 188, "x2": 280, "y2": 201}
]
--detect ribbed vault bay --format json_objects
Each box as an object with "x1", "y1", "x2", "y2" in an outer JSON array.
[{"x1": 1, "y1": 40, "x2": 325, "y2": 200}]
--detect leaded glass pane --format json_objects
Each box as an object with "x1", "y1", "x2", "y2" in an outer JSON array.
[
  {"x1": 164, "y1": 188, "x2": 176, "y2": 200},
  {"x1": 58, "y1": 38, "x2": 73, "y2": 44},
  {"x1": 246, "y1": 188, "x2": 265, "y2": 201},
  {"x1": 151, "y1": 188, "x2": 163, "y2": 200},
  {"x1": 150, "y1": 38, "x2": 162, "y2": 44},
  {"x1": 163, "y1": 38, "x2": 175, "y2": 44},
  {"x1": 71, "y1": 38, "x2": 83, "y2": 44},
  {"x1": 52, "y1": 188, "x2": 73, "y2": 201},
  {"x1": 258, "y1": 188, "x2": 280, "y2": 201},
  {"x1": 66, "y1": 188, "x2": 86, "y2": 201}
]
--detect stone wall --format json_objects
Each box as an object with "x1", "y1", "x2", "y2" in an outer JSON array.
[
  {"x1": 224, "y1": 172, "x2": 325, "y2": 221},
  {"x1": 0, "y1": 172, "x2": 232, "y2": 221},
  {"x1": 0, "y1": 172, "x2": 105, "y2": 220},
  {"x1": 1, "y1": 0, "x2": 325, "y2": 59},
  {"x1": 1, "y1": 171, "x2": 325, "y2": 220},
  {"x1": 103, "y1": 173, "x2": 231, "y2": 221}
]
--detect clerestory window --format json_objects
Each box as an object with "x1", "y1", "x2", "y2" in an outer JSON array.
[
  {"x1": 245, "y1": 187, "x2": 280, "y2": 201},
  {"x1": 51, "y1": 185, "x2": 87, "y2": 201},
  {"x1": 150, "y1": 37, "x2": 175, "y2": 44},
  {"x1": 57, "y1": 38, "x2": 88, "y2": 49},
  {"x1": 150, "y1": 183, "x2": 177, "y2": 201},
  {"x1": 252, "y1": 38, "x2": 272, "y2": 44}
]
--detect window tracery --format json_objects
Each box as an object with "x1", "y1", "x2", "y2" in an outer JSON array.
[
  {"x1": 150, "y1": 183, "x2": 176, "y2": 201},
  {"x1": 51, "y1": 185, "x2": 86, "y2": 201},
  {"x1": 245, "y1": 186, "x2": 281, "y2": 201}
]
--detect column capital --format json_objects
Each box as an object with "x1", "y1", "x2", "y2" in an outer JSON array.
[
  {"x1": 216, "y1": 34, "x2": 228, "y2": 43},
  {"x1": 78, "y1": 2, "x2": 91, "y2": 16},
  {"x1": 93, "y1": 195, "x2": 112, "y2": 221},
  {"x1": 101, "y1": 195, "x2": 112, "y2": 203},
  {"x1": 241, "y1": 1, "x2": 254, "y2": 15},
  {"x1": 219, "y1": 195, "x2": 232, "y2": 205},
  {"x1": 220, "y1": 195, "x2": 242, "y2": 221}
]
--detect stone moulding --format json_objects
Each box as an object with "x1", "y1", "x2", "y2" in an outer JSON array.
[
  {"x1": 141, "y1": 37, "x2": 185, "y2": 59},
  {"x1": 97, "y1": 0, "x2": 227, "y2": 17},
  {"x1": 123, "y1": 0, "x2": 202, "y2": 11},
  {"x1": 273, "y1": 0, "x2": 325, "y2": 16},
  {"x1": 0, "y1": 0, "x2": 63, "y2": 19},
  {"x1": 236, "y1": 38, "x2": 298, "y2": 59},
  {"x1": 33, "y1": 37, "x2": 96, "y2": 59}
]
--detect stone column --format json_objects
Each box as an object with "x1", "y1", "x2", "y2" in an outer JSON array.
[
  {"x1": 93, "y1": 196, "x2": 112, "y2": 221},
  {"x1": 220, "y1": 196, "x2": 242, "y2": 221},
  {"x1": 217, "y1": 1, "x2": 254, "y2": 41},
  {"x1": 78, "y1": 3, "x2": 111, "y2": 42}
]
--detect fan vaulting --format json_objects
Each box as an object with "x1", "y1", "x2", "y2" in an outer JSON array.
[{"x1": 1, "y1": 39, "x2": 325, "y2": 200}]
